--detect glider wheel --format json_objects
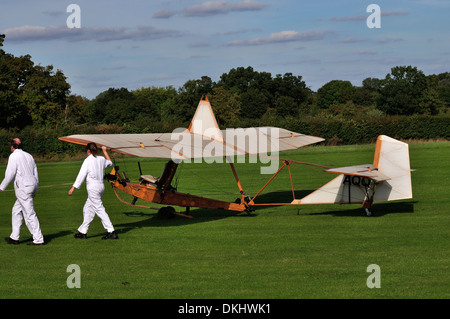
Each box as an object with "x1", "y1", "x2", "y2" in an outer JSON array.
[{"x1": 158, "y1": 206, "x2": 176, "y2": 219}]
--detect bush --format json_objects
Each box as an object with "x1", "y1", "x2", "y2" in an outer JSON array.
[
  {"x1": 281, "y1": 115, "x2": 450, "y2": 145},
  {"x1": 0, "y1": 115, "x2": 448, "y2": 162}
]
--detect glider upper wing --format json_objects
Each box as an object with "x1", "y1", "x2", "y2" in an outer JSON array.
[
  {"x1": 59, "y1": 133, "x2": 186, "y2": 158},
  {"x1": 59, "y1": 97, "x2": 324, "y2": 159},
  {"x1": 59, "y1": 129, "x2": 324, "y2": 159}
]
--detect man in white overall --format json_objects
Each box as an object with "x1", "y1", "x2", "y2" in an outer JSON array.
[
  {"x1": 0, "y1": 138, "x2": 45, "y2": 245},
  {"x1": 68, "y1": 143, "x2": 118, "y2": 240}
]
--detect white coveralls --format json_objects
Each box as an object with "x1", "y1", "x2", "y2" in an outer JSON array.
[
  {"x1": 0, "y1": 149, "x2": 44, "y2": 244},
  {"x1": 73, "y1": 154, "x2": 114, "y2": 234}
]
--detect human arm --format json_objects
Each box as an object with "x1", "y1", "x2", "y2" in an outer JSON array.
[
  {"x1": 34, "y1": 162, "x2": 39, "y2": 185},
  {"x1": 0, "y1": 154, "x2": 17, "y2": 191},
  {"x1": 69, "y1": 159, "x2": 89, "y2": 194},
  {"x1": 102, "y1": 146, "x2": 113, "y2": 167},
  {"x1": 102, "y1": 146, "x2": 112, "y2": 162}
]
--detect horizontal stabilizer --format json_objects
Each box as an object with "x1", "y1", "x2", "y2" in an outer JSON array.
[{"x1": 325, "y1": 165, "x2": 390, "y2": 182}]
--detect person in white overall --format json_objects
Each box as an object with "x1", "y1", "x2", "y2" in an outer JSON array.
[
  {"x1": 68, "y1": 143, "x2": 118, "y2": 240},
  {"x1": 0, "y1": 138, "x2": 45, "y2": 245}
]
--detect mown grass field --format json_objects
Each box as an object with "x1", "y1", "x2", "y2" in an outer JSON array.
[{"x1": 0, "y1": 141, "x2": 448, "y2": 299}]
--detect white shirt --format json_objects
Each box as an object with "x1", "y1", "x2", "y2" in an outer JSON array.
[
  {"x1": 0, "y1": 149, "x2": 38, "y2": 191},
  {"x1": 73, "y1": 154, "x2": 112, "y2": 189}
]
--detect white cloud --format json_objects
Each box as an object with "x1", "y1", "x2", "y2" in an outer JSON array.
[
  {"x1": 357, "y1": 50, "x2": 377, "y2": 55},
  {"x1": 189, "y1": 41, "x2": 211, "y2": 47},
  {"x1": 329, "y1": 11, "x2": 409, "y2": 22},
  {"x1": 1, "y1": 25, "x2": 182, "y2": 42},
  {"x1": 2, "y1": 25, "x2": 73, "y2": 42},
  {"x1": 183, "y1": 0, "x2": 267, "y2": 17},
  {"x1": 152, "y1": 9, "x2": 178, "y2": 19},
  {"x1": 224, "y1": 30, "x2": 336, "y2": 46},
  {"x1": 339, "y1": 37, "x2": 367, "y2": 43},
  {"x1": 377, "y1": 37, "x2": 404, "y2": 44}
]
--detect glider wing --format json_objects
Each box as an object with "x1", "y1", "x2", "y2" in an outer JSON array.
[{"x1": 59, "y1": 97, "x2": 324, "y2": 159}]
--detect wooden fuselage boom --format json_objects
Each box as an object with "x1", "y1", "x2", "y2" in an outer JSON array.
[{"x1": 110, "y1": 179, "x2": 245, "y2": 212}]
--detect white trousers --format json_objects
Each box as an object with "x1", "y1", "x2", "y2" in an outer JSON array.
[
  {"x1": 12, "y1": 183, "x2": 44, "y2": 244},
  {"x1": 78, "y1": 182, "x2": 114, "y2": 234}
]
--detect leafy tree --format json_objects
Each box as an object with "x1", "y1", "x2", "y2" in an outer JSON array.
[
  {"x1": 350, "y1": 87, "x2": 375, "y2": 107},
  {"x1": 327, "y1": 101, "x2": 361, "y2": 119},
  {"x1": 133, "y1": 86, "x2": 177, "y2": 121},
  {"x1": 362, "y1": 77, "x2": 383, "y2": 91},
  {"x1": 272, "y1": 73, "x2": 309, "y2": 100},
  {"x1": 65, "y1": 94, "x2": 89, "y2": 124},
  {"x1": 437, "y1": 74, "x2": 450, "y2": 111},
  {"x1": 317, "y1": 80, "x2": 355, "y2": 109},
  {"x1": 22, "y1": 64, "x2": 71, "y2": 126},
  {"x1": 218, "y1": 67, "x2": 312, "y2": 118},
  {"x1": 377, "y1": 66, "x2": 427, "y2": 115},
  {"x1": 419, "y1": 88, "x2": 444, "y2": 115},
  {"x1": 0, "y1": 34, "x2": 4, "y2": 51},
  {"x1": 239, "y1": 88, "x2": 269, "y2": 118},
  {"x1": 174, "y1": 76, "x2": 214, "y2": 123},
  {"x1": 275, "y1": 95, "x2": 298, "y2": 117},
  {"x1": 210, "y1": 87, "x2": 241, "y2": 127},
  {"x1": 217, "y1": 66, "x2": 259, "y2": 94},
  {"x1": 84, "y1": 88, "x2": 138, "y2": 125},
  {"x1": 0, "y1": 51, "x2": 33, "y2": 128},
  {"x1": 272, "y1": 73, "x2": 312, "y2": 116},
  {"x1": 428, "y1": 72, "x2": 450, "y2": 111},
  {"x1": 0, "y1": 35, "x2": 71, "y2": 128}
]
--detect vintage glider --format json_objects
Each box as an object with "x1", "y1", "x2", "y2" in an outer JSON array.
[{"x1": 59, "y1": 96, "x2": 412, "y2": 217}]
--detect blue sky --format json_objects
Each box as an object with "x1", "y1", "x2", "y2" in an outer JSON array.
[{"x1": 1, "y1": 0, "x2": 449, "y2": 99}]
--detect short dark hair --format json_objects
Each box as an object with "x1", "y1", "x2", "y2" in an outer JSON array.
[{"x1": 11, "y1": 139, "x2": 22, "y2": 149}]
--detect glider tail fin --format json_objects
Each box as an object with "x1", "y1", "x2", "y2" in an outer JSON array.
[
  {"x1": 372, "y1": 135, "x2": 413, "y2": 202},
  {"x1": 295, "y1": 135, "x2": 412, "y2": 205}
]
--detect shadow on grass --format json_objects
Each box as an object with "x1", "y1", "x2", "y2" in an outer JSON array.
[
  {"x1": 113, "y1": 208, "x2": 250, "y2": 235},
  {"x1": 253, "y1": 190, "x2": 416, "y2": 217},
  {"x1": 20, "y1": 230, "x2": 73, "y2": 245},
  {"x1": 306, "y1": 201, "x2": 416, "y2": 217},
  {"x1": 111, "y1": 188, "x2": 416, "y2": 236}
]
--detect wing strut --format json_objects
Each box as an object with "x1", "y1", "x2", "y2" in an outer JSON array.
[{"x1": 249, "y1": 160, "x2": 289, "y2": 205}]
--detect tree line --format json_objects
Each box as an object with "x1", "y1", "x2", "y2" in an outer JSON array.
[{"x1": 1, "y1": 34, "x2": 449, "y2": 158}]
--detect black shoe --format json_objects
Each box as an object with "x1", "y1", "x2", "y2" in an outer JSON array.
[
  {"x1": 102, "y1": 231, "x2": 118, "y2": 240},
  {"x1": 74, "y1": 232, "x2": 87, "y2": 239},
  {"x1": 5, "y1": 237, "x2": 19, "y2": 245},
  {"x1": 27, "y1": 242, "x2": 44, "y2": 246}
]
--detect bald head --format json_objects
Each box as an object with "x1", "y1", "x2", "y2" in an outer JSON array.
[{"x1": 11, "y1": 138, "x2": 22, "y2": 151}]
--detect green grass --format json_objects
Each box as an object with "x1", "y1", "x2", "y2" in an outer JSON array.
[{"x1": 0, "y1": 141, "x2": 448, "y2": 299}]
